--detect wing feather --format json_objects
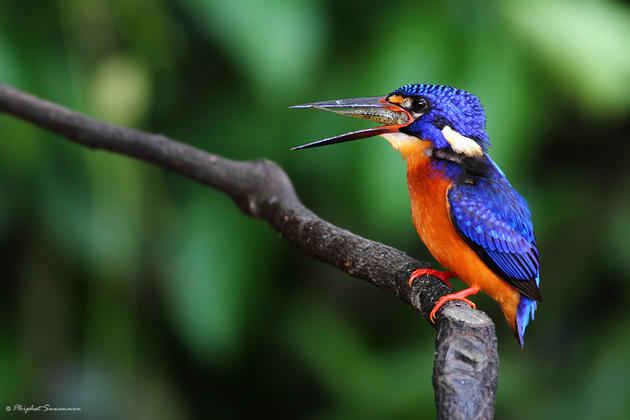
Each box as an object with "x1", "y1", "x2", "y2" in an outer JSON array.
[{"x1": 448, "y1": 178, "x2": 542, "y2": 301}]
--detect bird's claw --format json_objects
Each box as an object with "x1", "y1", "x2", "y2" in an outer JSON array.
[
  {"x1": 427, "y1": 284, "x2": 481, "y2": 323},
  {"x1": 408, "y1": 269, "x2": 455, "y2": 288},
  {"x1": 429, "y1": 296, "x2": 476, "y2": 323}
]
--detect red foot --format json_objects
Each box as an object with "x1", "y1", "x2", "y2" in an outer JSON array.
[
  {"x1": 408, "y1": 269, "x2": 456, "y2": 288},
  {"x1": 429, "y1": 285, "x2": 481, "y2": 323}
]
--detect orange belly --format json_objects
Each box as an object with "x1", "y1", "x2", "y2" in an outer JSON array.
[{"x1": 404, "y1": 147, "x2": 521, "y2": 331}]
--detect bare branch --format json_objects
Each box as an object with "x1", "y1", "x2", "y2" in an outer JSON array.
[{"x1": 0, "y1": 83, "x2": 498, "y2": 419}]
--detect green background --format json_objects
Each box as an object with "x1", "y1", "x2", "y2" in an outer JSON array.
[{"x1": 1, "y1": 0, "x2": 630, "y2": 418}]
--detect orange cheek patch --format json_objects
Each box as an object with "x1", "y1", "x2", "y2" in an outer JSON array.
[{"x1": 387, "y1": 95, "x2": 404, "y2": 105}]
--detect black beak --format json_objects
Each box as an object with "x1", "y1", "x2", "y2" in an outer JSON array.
[{"x1": 290, "y1": 96, "x2": 411, "y2": 150}]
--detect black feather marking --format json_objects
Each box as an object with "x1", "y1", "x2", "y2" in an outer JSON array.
[{"x1": 430, "y1": 149, "x2": 492, "y2": 179}]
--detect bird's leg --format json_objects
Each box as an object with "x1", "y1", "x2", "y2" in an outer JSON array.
[
  {"x1": 429, "y1": 285, "x2": 481, "y2": 323},
  {"x1": 408, "y1": 269, "x2": 456, "y2": 288}
]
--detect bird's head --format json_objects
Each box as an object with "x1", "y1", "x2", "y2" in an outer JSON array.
[{"x1": 292, "y1": 84, "x2": 490, "y2": 158}]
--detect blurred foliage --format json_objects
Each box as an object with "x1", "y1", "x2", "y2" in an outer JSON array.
[{"x1": 1, "y1": 0, "x2": 630, "y2": 418}]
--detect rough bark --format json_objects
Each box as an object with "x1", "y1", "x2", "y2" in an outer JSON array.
[{"x1": 0, "y1": 83, "x2": 498, "y2": 419}]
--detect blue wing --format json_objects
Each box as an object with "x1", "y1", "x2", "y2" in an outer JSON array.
[{"x1": 447, "y1": 175, "x2": 542, "y2": 301}]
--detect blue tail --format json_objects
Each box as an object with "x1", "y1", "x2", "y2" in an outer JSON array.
[{"x1": 515, "y1": 276, "x2": 540, "y2": 347}]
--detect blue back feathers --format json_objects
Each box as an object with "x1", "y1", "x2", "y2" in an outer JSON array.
[
  {"x1": 391, "y1": 84, "x2": 490, "y2": 150},
  {"x1": 447, "y1": 165, "x2": 541, "y2": 346}
]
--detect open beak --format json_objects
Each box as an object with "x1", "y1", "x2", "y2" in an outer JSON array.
[{"x1": 290, "y1": 96, "x2": 412, "y2": 150}]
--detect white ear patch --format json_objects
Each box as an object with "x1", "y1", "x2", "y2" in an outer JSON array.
[{"x1": 442, "y1": 126, "x2": 483, "y2": 157}]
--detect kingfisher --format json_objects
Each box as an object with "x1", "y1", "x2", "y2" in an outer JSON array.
[{"x1": 291, "y1": 84, "x2": 541, "y2": 346}]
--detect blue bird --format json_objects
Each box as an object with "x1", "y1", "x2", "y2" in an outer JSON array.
[{"x1": 292, "y1": 84, "x2": 541, "y2": 346}]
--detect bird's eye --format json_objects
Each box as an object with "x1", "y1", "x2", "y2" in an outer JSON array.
[{"x1": 410, "y1": 97, "x2": 428, "y2": 113}]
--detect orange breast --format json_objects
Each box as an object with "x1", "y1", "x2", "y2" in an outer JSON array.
[{"x1": 403, "y1": 146, "x2": 521, "y2": 331}]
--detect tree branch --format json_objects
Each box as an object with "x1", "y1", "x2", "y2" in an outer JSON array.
[{"x1": 0, "y1": 82, "x2": 498, "y2": 419}]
